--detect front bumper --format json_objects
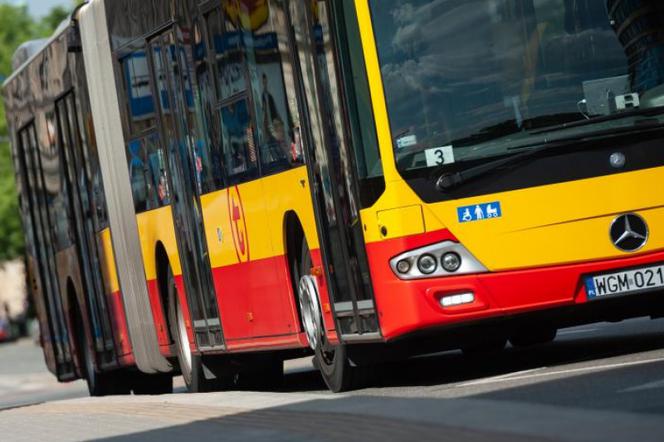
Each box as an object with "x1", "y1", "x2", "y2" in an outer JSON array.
[{"x1": 366, "y1": 229, "x2": 664, "y2": 341}]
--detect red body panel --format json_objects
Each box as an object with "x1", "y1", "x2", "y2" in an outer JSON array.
[
  {"x1": 107, "y1": 290, "x2": 133, "y2": 364},
  {"x1": 148, "y1": 227, "x2": 664, "y2": 354},
  {"x1": 158, "y1": 248, "x2": 327, "y2": 352},
  {"x1": 145, "y1": 279, "x2": 171, "y2": 354},
  {"x1": 212, "y1": 255, "x2": 300, "y2": 342},
  {"x1": 172, "y1": 274, "x2": 196, "y2": 353},
  {"x1": 367, "y1": 229, "x2": 664, "y2": 340}
]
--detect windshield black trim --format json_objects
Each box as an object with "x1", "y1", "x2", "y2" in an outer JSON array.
[{"x1": 401, "y1": 127, "x2": 664, "y2": 204}]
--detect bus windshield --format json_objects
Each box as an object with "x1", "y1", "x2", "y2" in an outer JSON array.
[{"x1": 369, "y1": 0, "x2": 664, "y2": 172}]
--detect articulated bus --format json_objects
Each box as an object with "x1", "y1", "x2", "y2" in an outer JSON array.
[{"x1": 4, "y1": 0, "x2": 664, "y2": 394}]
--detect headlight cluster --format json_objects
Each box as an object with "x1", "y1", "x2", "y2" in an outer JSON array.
[{"x1": 389, "y1": 241, "x2": 487, "y2": 280}]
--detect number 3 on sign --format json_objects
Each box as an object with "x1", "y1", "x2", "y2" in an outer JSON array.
[{"x1": 425, "y1": 145, "x2": 455, "y2": 167}]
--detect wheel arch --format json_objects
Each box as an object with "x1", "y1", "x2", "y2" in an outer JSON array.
[{"x1": 155, "y1": 240, "x2": 173, "y2": 344}]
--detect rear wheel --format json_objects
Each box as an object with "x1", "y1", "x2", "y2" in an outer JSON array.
[
  {"x1": 295, "y1": 241, "x2": 369, "y2": 393},
  {"x1": 77, "y1": 315, "x2": 129, "y2": 396},
  {"x1": 166, "y1": 266, "x2": 234, "y2": 392},
  {"x1": 236, "y1": 354, "x2": 284, "y2": 391},
  {"x1": 131, "y1": 372, "x2": 173, "y2": 395},
  {"x1": 509, "y1": 327, "x2": 557, "y2": 347}
]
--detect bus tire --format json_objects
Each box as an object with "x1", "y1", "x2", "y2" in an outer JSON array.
[
  {"x1": 166, "y1": 266, "x2": 194, "y2": 389},
  {"x1": 509, "y1": 327, "x2": 557, "y2": 348},
  {"x1": 315, "y1": 341, "x2": 371, "y2": 393},
  {"x1": 296, "y1": 241, "x2": 369, "y2": 393},
  {"x1": 166, "y1": 266, "x2": 233, "y2": 392},
  {"x1": 131, "y1": 372, "x2": 173, "y2": 395},
  {"x1": 236, "y1": 354, "x2": 284, "y2": 391},
  {"x1": 78, "y1": 316, "x2": 130, "y2": 396}
]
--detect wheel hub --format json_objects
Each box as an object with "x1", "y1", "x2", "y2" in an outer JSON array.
[
  {"x1": 176, "y1": 299, "x2": 192, "y2": 374},
  {"x1": 298, "y1": 275, "x2": 322, "y2": 350}
]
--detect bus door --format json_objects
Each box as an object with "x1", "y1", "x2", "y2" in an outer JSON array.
[
  {"x1": 55, "y1": 93, "x2": 116, "y2": 364},
  {"x1": 149, "y1": 29, "x2": 224, "y2": 350},
  {"x1": 19, "y1": 124, "x2": 75, "y2": 379},
  {"x1": 15, "y1": 126, "x2": 59, "y2": 376},
  {"x1": 288, "y1": 1, "x2": 380, "y2": 340}
]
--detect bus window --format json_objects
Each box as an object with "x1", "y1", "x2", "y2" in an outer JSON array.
[
  {"x1": 215, "y1": 4, "x2": 247, "y2": 101},
  {"x1": 121, "y1": 48, "x2": 167, "y2": 212},
  {"x1": 195, "y1": 18, "x2": 225, "y2": 193},
  {"x1": 122, "y1": 49, "x2": 157, "y2": 134},
  {"x1": 43, "y1": 111, "x2": 74, "y2": 251},
  {"x1": 335, "y1": 0, "x2": 384, "y2": 207},
  {"x1": 241, "y1": 0, "x2": 303, "y2": 174},
  {"x1": 127, "y1": 137, "x2": 149, "y2": 212},
  {"x1": 220, "y1": 97, "x2": 258, "y2": 183}
]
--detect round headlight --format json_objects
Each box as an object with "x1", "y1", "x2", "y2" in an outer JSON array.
[
  {"x1": 396, "y1": 259, "x2": 411, "y2": 274},
  {"x1": 441, "y1": 252, "x2": 462, "y2": 272},
  {"x1": 417, "y1": 254, "x2": 438, "y2": 274}
]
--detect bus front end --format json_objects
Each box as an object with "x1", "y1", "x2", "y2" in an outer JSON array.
[{"x1": 359, "y1": 0, "x2": 664, "y2": 345}]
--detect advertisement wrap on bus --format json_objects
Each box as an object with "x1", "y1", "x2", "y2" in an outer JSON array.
[{"x1": 3, "y1": 0, "x2": 664, "y2": 394}]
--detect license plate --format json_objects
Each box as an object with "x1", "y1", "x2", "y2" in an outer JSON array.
[{"x1": 585, "y1": 263, "x2": 664, "y2": 300}]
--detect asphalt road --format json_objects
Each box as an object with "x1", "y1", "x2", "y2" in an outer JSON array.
[
  {"x1": 0, "y1": 337, "x2": 87, "y2": 409},
  {"x1": 1, "y1": 317, "x2": 664, "y2": 441}
]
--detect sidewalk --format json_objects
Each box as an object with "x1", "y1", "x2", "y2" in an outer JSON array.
[{"x1": 2, "y1": 391, "x2": 664, "y2": 442}]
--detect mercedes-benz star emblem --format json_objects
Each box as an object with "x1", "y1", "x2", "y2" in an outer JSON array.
[{"x1": 610, "y1": 214, "x2": 649, "y2": 252}]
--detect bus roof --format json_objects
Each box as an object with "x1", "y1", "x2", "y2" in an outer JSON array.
[{"x1": 2, "y1": 16, "x2": 73, "y2": 90}]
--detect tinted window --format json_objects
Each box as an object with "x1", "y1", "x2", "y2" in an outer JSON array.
[
  {"x1": 370, "y1": 0, "x2": 664, "y2": 171},
  {"x1": 122, "y1": 50, "x2": 157, "y2": 134},
  {"x1": 202, "y1": 1, "x2": 306, "y2": 184},
  {"x1": 121, "y1": 48, "x2": 169, "y2": 213},
  {"x1": 220, "y1": 98, "x2": 258, "y2": 181},
  {"x1": 43, "y1": 111, "x2": 74, "y2": 251},
  {"x1": 195, "y1": 18, "x2": 226, "y2": 192}
]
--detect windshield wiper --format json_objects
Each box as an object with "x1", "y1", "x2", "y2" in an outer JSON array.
[
  {"x1": 435, "y1": 123, "x2": 664, "y2": 192},
  {"x1": 529, "y1": 106, "x2": 664, "y2": 135}
]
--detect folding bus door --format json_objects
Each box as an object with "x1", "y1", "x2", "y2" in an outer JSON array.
[
  {"x1": 20, "y1": 124, "x2": 75, "y2": 379},
  {"x1": 56, "y1": 93, "x2": 117, "y2": 366},
  {"x1": 287, "y1": 0, "x2": 380, "y2": 340},
  {"x1": 148, "y1": 29, "x2": 224, "y2": 350}
]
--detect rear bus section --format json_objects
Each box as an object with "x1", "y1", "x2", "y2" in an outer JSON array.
[
  {"x1": 358, "y1": 0, "x2": 664, "y2": 348},
  {"x1": 3, "y1": 7, "x2": 174, "y2": 395}
]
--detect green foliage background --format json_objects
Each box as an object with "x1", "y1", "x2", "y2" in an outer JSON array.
[{"x1": 0, "y1": 2, "x2": 77, "y2": 262}]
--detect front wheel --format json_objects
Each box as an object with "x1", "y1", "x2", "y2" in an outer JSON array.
[
  {"x1": 314, "y1": 340, "x2": 370, "y2": 393},
  {"x1": 295, "y1": 241, "x2": 370, "y2": 393}
]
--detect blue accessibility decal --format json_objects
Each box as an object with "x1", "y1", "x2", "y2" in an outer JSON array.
[{"x1": 457, "y1": 202, "x2": 502, "y2": 223}]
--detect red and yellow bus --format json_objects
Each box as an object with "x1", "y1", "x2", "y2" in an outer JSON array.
[{"x1": 5, "y1": 0, "x2": 664, "y2": 394}]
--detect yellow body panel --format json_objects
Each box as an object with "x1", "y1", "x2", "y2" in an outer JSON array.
[
  {"x1": 355, "y1": 0, "x2": 664, "y2": 271},
  {"x1": 97, "y1": 227, "x2": 119, "y2": 294},
  {"x1": 135, "y1": 205, "x2": 182, "y2": 279},
  {"x1": 429, "y1": 168, "x2": 664, "y2": 270},
  {"x1": 376, "y1": 205, "x2": 425, "y2": 240},
  {"x1": 201, "y1": 166, "x2": 319, "y2": 268},
  {"x1": 262, "y1": 167, "x2": 320, "y2": 255}
]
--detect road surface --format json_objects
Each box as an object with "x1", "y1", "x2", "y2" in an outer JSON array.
[{"x1": 1, "y1": 318, "x2": 664, "y2": 441}]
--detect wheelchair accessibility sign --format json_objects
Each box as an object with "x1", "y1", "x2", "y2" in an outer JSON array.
[{"x1": 457, "y1": 202, "x2": 502, "y2": 223}]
